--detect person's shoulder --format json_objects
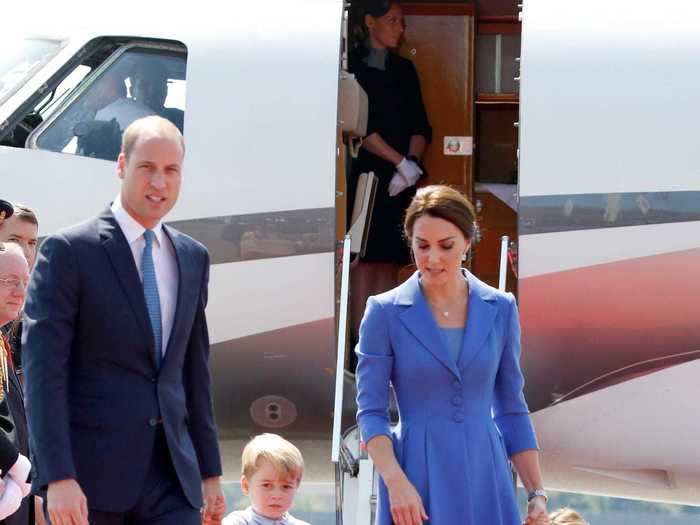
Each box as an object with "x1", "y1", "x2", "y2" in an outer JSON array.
[
  {"x1": 466, "y1": 271, "x2": 514, "y2": 307},
  {"x1": 45, "y1": 214, "x2": 101, "y2": 248},
  {"x1": 165, "y1": 226, "x2": 208, "y2": 257},
  {"x1": 368, "y1": 270, "x2": 419, "y2": 309},
  {"x1": 388, "y1": 52, "x2": 417, "y2": 72},
  {"x1": 348, "y1": 45, "x2": 369, "y2": 73},
  {"x1": 368, "y1": 285, "x2": 401, "y2": 308}
]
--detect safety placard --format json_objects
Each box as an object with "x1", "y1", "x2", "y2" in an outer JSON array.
[{"x1": 443, "y1": 136, "x2": 473, "y2": 156}]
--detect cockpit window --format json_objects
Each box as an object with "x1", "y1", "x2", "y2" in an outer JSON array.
[
  {"x1": 0, "y1": 37, "x2": 64, "y2": 106},
  {"x1": 33, "y1": 45, "x2": 186, "y2": 161}
]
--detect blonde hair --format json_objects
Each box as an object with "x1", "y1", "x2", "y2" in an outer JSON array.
[
  {"x1": 549, "y1": 507, "x2": 588, "y2": 525},
  {"x1": 241, "y1": 433, "x2": 304, "y2": 484},
  {"x1": 120, "y1": 115, "x2": 185, "y2": 161}
]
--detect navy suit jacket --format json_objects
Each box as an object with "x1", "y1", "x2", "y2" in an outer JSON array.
[{"x1": 22, "y1": 208, "x2": 222, "y2": 512}]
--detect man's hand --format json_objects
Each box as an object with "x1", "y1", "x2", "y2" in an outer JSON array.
[
  {"x1": 34, "y1": 496, "x2": 47, "y2": 525},
  {"x1": 201, "y1": 476, "x2": 225, "y2": 525},
  {"x1": 47, "y1": 479, "x2": 88, "y2": 525}
]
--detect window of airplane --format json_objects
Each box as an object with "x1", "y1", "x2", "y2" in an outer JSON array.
[
  {"x1": 0, "y1": 37, "x2": 65, "y2": 106},
  {"x1": 31, "y1": 43, "x2": 187, "y2": 161},
  {"x1": 37, "y1": 65, "x2": 94, "y2": 118}
]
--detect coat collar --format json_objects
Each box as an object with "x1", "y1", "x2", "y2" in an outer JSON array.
[
  {"x1": 396, "y1": 270, "x2": 498, "y2": 379},
  {"x1": 110, "y1": 194, "x2": 165, "y2": 247},
  {"x1": 161, "y1": 224, "x2": 192, "y2": 364}
]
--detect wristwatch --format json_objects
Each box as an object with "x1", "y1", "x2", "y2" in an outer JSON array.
[{"x1": 527, "y1": 489, "x2": 548, "y2": 502}]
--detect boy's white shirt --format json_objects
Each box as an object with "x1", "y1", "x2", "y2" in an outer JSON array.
[{"x1": 222, "y1": 506, "x2": 311, "y2": 525}]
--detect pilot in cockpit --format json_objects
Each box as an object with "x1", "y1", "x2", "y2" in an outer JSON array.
[
  {"x1": 129, "y1": 60, "x2": 184, "y2": 132},
  {"x1": 94, "y1": 67, "x2": 154, "y2": 130}
]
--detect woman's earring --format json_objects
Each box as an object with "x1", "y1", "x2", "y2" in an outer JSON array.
[{"x1": 462, "y1": 252, "x2": 467, "y2": 261}]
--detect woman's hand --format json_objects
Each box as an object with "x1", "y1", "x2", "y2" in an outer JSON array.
[
  {"x1": 385, "y1": 472, "x2": 428, "y2": 525},
  {"x1": 522, "y1": 496, "x2": 548, "y2": 525}
]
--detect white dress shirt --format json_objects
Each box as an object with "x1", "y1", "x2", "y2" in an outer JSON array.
[
  {"x1": 96, "y1": 97, "x2": 156, "y2": 130},
  {"x1": 111, "y1": 196, "x2": 179, "y2": 356}
]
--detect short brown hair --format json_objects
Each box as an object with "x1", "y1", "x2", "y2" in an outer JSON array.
[
  {"x1": 549, "y1": 508, "x2": 588, "y2": 525},
  {"x1": 120, "y1": 115, "x2": 185, "y2": 161},
  {"x1": 404, "y1": 185, "x2": 476, "y2": 242},
  {"x1": 11, "y1": 203, "x2": 38, "y2": 227},
  {"x1": 241, "y1": 433, "x2": 304, "y2": 485}
]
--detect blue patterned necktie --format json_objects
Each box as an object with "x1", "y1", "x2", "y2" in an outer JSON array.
[{"x1": 142, "y1": 229, "x2": 162, "y2": 369}]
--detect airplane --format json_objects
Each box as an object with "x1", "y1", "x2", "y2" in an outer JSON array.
[{"x1": 1, "y1": 0, "x2": 699, "y2": 523}]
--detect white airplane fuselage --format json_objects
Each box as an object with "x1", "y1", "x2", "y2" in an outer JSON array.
[{"x1": 2, "y1": 0, "x2": 700, "y2": 516}]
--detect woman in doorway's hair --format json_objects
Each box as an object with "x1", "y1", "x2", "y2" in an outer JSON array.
[{"x1": 348, "y1": 0, "x2": 432, "y2": 349}]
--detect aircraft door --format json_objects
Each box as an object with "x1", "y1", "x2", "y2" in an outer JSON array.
[{"x1": 399, "y1": 4, "x2": 475, "y2": 196}]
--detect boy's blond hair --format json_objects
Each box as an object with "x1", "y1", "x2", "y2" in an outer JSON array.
[
  {"x1": 549, "y1": 507, "x2": 588, "y2": 525},
  {"x1": 241, "y1": 433, "x2": 304, "y2": 484}
]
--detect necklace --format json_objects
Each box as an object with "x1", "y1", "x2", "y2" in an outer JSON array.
[{"x1": 420, "y1": 275, "x2": 469, "y2": 321}]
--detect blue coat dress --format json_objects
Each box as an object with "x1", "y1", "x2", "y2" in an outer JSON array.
[{"x1": 356, "y1": 271, "x2": 538, "y2": 524}]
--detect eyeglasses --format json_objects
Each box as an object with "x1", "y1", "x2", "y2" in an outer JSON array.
[{"x1": 0, "y1": 277, "x2": 28, "y2": 290}]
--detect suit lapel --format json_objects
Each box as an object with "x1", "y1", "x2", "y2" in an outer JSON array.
[
  {"x1": 458, "y1": 271, "x2": 498, "y2": 372},
  {"x1": 161, "y1": 225, "x2": 188, "y2": 367},
  {"x1": 397, "y1": 273, "x2": 461, "y2": 379},
  {"x1": 99, "y1": 209, "x2": 153, "y2": 354}
]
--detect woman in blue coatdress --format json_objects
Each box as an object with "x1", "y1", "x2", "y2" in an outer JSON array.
[{"x1": 356, "y1": 185, "x2": 548, "y2": 525}]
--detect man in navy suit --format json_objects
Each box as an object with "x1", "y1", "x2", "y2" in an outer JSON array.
[{"x1": 22, "y1": 116, "x2": 225, "y2": 525}]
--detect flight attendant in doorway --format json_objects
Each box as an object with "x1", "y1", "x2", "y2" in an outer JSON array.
[{"x1": 348, "y1": 0, "x2": 432, "y2": 348}]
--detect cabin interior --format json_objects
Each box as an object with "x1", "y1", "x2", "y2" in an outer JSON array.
[{"x1": 339, "y1": 0, "x2": 522, "y2": 303}]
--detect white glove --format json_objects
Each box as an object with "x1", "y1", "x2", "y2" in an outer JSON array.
[
  {"x1": 396, "y1": 157, "x2": 423, "y2": 185},
  {"x1": 0, "y1": 478, "x2": 22, "y2": 520},
  {"x1": 388, "y1": 172, "x2": 412, "y2": 197},
  {"x1": 389, "y1": 157, "x2": 423, "y2": 197},
  {"x1": 7, "y1": 454, "x2": 31, "y2": 497}
]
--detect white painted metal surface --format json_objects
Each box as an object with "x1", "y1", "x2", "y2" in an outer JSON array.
[
  {"x1": 519, "y1": 0, "x2": 700, "y2": 197},
  {"x1": 332, "y1": 236, "x2": 352, "y2": 464},
  {"x1": 533, "y1": 359, "x2": 700, "y2": 504},
  {"x1": 2, "y1": 0, "x2": 343, "y2": 224}
]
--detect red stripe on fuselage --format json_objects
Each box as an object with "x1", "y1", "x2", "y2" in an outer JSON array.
[{"x1": 519, "y1": 248, "x2": 700, "y2": 411}]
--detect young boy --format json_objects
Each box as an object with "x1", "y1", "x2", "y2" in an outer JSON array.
[{"x1": 223, "y1": 433, "x2": 311, "y2": 525}]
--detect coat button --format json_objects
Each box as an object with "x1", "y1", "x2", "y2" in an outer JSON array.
[
  {"x1": 148, "y1": 418, "x2": 158, "y2": 427},
  {"x1": 452, "y1": 395, "x2": 463, "y2": 406},
  {"x1": 453, "y1": 411, "x2": 464, "y2": 423},
  {"x1": 452, "y1": 380, "x2": 461, "y2": 389}
]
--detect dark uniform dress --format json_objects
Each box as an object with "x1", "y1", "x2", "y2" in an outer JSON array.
[
  {"x1": 348, "y1": 45, "x2": 432, "y2": 264},
  {"x1": 0, "y1": 331, "x2": 32, "y2": 525}
]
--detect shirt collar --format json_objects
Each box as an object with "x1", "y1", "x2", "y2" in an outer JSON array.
[
  {"x1": 244, "y1": 507, "x2": 292, "y2": 525},
  {"x1": 111, "y1": 194, "x2": 164, "y2": 247}
]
